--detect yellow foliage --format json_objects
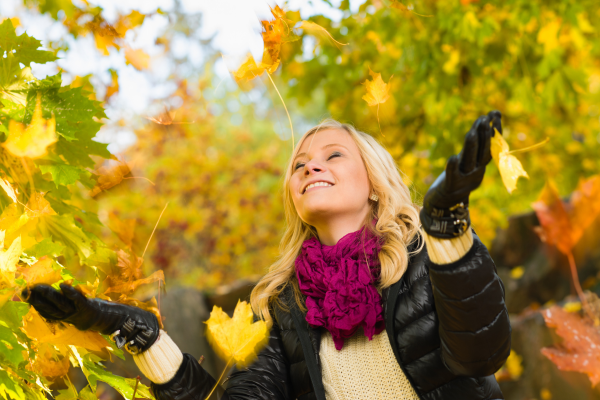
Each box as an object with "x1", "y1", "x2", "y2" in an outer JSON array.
[
  {"x1": 0, "y1": 235, "x2": 21, "y2": 281},
  {"x1": 3, "y1": 94, "x2": 58, "y2": 159},
  {"x1": 362, "y1": 70, "x2": 392, "y2": 106},
  {"x1": 22, "y1": 309, "x2": 110, "y2": 353},
  {"x1": 124, "y1": 48, "x2": 150, "y2": 71},
  {"x1": 19, "y1": 257, "x2": 61, "y2": 286},
  {"x1": 205, "y1": 300, "x2": 269, "y2": 368}
]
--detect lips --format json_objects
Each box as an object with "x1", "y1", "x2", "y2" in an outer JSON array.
[{"x1": 302, "y1": 181, "x2": 334, "y2": 194}]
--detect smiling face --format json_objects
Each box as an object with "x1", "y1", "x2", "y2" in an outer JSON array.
[{"x1": 289, "y1": 128, "x2": 372, "y2": 230}]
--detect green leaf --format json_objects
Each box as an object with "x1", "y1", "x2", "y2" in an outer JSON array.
[
  {"x1": 0, "y1": 301, "x2": 29, "y2": 331},
  {"x1": 39, "y1": 163, "x2": 86, "y2": 187},
  {"x1": 24, "y1": 238, "x2": 65, "y2": 258},
  {"x1": 38, "y1": 215, "x2": 94, "y2": 259},
  {"x1": 0, "y1": 19, "x2": 56, "y2": 67},
  {"x1": 81, "y1": 353, "x2": 154, "y2": 400},
  {"x1": 0, "y1": 369, "x2": 25, "y2": 400},
  {"x1": 0, "y1": 325, "x2": 25, "y2": 367}
]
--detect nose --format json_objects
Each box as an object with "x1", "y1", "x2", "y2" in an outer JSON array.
[{"x1": 304, "y1": 160, "x2": 324, "y2": 176}]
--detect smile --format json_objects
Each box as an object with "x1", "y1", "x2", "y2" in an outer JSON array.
[{"x1": 303, "y1": 181, "x2": 334, "y2": 194}]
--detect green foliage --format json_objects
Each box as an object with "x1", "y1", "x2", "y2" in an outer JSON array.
[
  {"x1": 0, "y1": 20, "x2": 155, "y2": 399},
  {"x1": 279, "y1": 0, "x2": 600, "y2": 243}
]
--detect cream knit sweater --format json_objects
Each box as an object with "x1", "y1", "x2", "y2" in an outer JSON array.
[{"x1": 134, "y1": 231, "x2": 473, "y2": 388}]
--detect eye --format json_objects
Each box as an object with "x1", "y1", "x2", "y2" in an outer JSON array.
[
  {"x1": 327, "y1": 151, "x2": 342, "y2": 160},
  {"x1": 294, "y1": 162, "x2": 305, "y2": 171}
]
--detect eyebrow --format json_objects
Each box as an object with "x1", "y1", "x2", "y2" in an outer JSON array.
[{"x1": 294, "y1": 143, "x2": 349, "y2": 161}]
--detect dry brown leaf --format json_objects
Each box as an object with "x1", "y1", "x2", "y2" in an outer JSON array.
[
  {"x1": 89, "y1": 161, "x2": 131, "y2": 197},
  {"x1": 104, "y1": 270, "x2": 164, "y2": 296},
  {"x1": 116, "y1": 249, "x2": 143, "y2": 282}
]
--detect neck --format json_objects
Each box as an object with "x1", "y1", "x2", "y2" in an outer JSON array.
[{"x1": 314, "y1": 215, "x2": 367, "y2": 246}]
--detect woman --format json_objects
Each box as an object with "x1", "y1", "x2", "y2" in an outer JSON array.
[{"x1": 24, "y1": 112, "x2": 511, "y2": 400}]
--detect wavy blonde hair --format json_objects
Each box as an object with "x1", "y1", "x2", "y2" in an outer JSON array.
[{"x1": 250, "y1": 119, "x2": 423, "y2": 328}]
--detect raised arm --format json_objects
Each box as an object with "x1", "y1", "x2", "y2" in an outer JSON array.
[{"x1": 419, "y1": 111, "x2": 511, "y2": 376}]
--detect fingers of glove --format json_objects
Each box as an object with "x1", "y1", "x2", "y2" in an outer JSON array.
[
  {"x1": 459, "y1": 115, "x2": 489, "y2": 173},
  {"x1": 488, "y1": 110, "x2": 502, "y2": 135},
  {"x1": 59, "y1": 283, "x2": 89, "y2": 310},
  {"x1": 24, "y1": 285, "x2": 76, "y2": 320},
  {"x1": 445, "y1": 155, "x2": 461, "y2": 188}
]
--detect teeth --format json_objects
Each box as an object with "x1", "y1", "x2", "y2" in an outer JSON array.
[{"x1": 304, "y1": 182, "x2": 333, "y2": 193}]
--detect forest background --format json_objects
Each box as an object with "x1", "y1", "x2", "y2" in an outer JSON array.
[{"x1": 0, "y1": 0, "x2": 599, "y2": 399}]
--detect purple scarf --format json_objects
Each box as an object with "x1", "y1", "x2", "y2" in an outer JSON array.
[{"x1": 295, "y1": 227, "x2": 385, "y2": 350}]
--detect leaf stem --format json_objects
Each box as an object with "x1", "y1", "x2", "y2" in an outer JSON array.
[
  {"x1": 508, "y1": 137, "x2": 549, "y2": 154},
  {"x1": 131, "y1": 375, "x2": 140, "y2": 400},
  {"x1": 142, "y1": 202, "x2": 169, "y2": 258},
  {"x1": 266, "y1": 72, "x2": 294, "y2": 152},
  {"x1": 204, "y1": 358, "x2": 232, "y2": 400},
  {"x1": 567, "y1": 251, "x2": 591, "y2": 317}
]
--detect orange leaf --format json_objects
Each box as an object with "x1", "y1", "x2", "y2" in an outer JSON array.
[
  {"x1": 233, "y1": 54, "x2": 266, "y2": 83},
  {"x1": 125, "y1": 48, "x2": 150, "y2": 71},
  {"x1": 105, "y1": 69, "x2": 119, "y2": 102},
  {"x1": 532, "y1": 176, "x2": 600, "y2": 255},
  {"x1": 108, "y1": 212, "x2": 136, "y2": 247},
  {"x1": 116, "y1": 249, "x2": 143, "y2": 282},
  {"x1": 19, "y1": 257, "x2": 61, "y2": 286},
  {"x1": 30, "y1": 343, "x2": 70, "y2": 379},
  {"x1": 23, "y1": 308, "x2": 111, "y2": 353},
  {"x1": 541, "y1": 305, "x2": 600, "y2": 386},
  {"x1": 104, "y1": 270, "x2": 164, "y2": 296},
  {"x1": 89, "y1": 161, "x2": 131, "y2": 197}
]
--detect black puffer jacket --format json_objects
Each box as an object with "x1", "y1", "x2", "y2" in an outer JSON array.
[{"x1": 152, "y1": 233, "x2": 511, "y2": 399}]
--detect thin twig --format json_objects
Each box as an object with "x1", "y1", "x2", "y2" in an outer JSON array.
[
  {"x1": 567, "y1": 251, "x2": 591, "y2": 318},
  {"x1": 142, "y1": 202, "x2": 169, "y2": 258},
  {"x1": 132, "y1": 375, "x2": 140, "y2": 400}
]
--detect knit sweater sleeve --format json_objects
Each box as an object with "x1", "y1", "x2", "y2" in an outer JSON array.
[{"x1": 422, "y1": 230, "x2": 473, "y2": 265}]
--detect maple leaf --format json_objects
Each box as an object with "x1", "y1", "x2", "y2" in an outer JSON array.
[
  {"x1": 19, "y1": 257, "x2": 61, "y2": 286},
  {"x1": 0, "y1": 236, "x2": 21, "y2": 283},
  {"x1": 104, "y1": 270, "x2": 164, "y2": 297},
  {"x1": 116, "y1": 249, "x2": 143, "y2": 282},
  {"x1": 532, "y1": 176, "x2": 600, "y2": 256},
  {"x1": 296, "y1": 21, "x2": 348, "y2": 47},
  {"x1": 233, "y1": 54, "x2": 266, "y2": 83},
  {"x1": 205, "y1": 300, "x2": 269, "y2": 368},
  {"x1": 541, "y1": 305, "x2": 600, "y2": 386},
  {"x1": 125, "y1": 48, "x2": 150, "y2": 71},
  {"x1": 108, "y1": 212, "x2": 136, "y2": 248},
  {"x1": 0, "y1": 178, "x2": 18, "y2": 203},
  {"x1": 25, "y1": 192, "x2": 56, "y2": 219},
  {"x1": 23, "y1": 308, "x2": 111, "y2": 353},
  {"x1": 3, "y1": 94, "x2": 58, "y2": 159},
  {"x1": 362, "y1": 69, "x2": 393, "y2": 136},
  {"x1": 30, "y1": 343, "x2": 70, "y2": 379},
  {"x1": 89, "y1": 161, "x2": 131, "y2": 197},
  {"x1": 144, "y1": 106, "x2": 194, "y2": 126}
]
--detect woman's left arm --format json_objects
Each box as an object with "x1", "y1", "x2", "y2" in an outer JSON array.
[{"x1": 420, "y1": 111, "x2": 510, "y2": 377}]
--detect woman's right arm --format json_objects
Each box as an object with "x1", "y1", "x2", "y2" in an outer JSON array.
[{"x1": 149, "y1": 321, "x2": 292, "y2": 400}]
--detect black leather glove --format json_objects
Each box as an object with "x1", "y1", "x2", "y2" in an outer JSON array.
[
  {"x1": 420, "y1": 110, "x2": 502, "y2": 238},
  {"x1": 22, "y1": 283, "x2": 160, "y2": 354}
]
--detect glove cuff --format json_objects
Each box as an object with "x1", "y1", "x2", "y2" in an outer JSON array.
[{"x1": 420, "y1": 202, "x2": 470, "y2": 239}]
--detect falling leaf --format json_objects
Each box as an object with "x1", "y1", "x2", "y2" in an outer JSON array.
[
  {"x1": 532, "y1": 176, "x2": 600, "y2": 256},
  {"x1": 125, "y1": 48, "x2": 150, "y2": 71},
  {"x1": 31, "y1": 343, "x2": 70, "y2": 379},
  {"x1": 23, "y1": 308, "x2": 111, "y2": 353},
  {"x1": 108, "y1": 213, "x2": 136, "y2": 248},
  {"x1": 541, "y1": 305, "x2": 600, "y2": 386},
  {"x1": 105, "y1": 69, "x2": 119, "y2": 102},
  {"x1": 362, "y1": 70, "x2": 393, "y2": 136},
  {"x1": 3, "y1": 94, "x2": 58, "y2": 159},
  {"x1": 0, "y1": 236, "x2": 21, "y2": 277},
  {"x1": 19, "y1": 257, "x2": 61, "y2": 286},
  {"x1": 389, "y1": 1, "x2": 433, "y2": 17},
  {"x1": 233, "y1": 54, "x2": 266, "y2": 83},
  {"x1": 295, "y1": 21, "x2": 348, "y2": 47},
  {"x1": 115, "y1": 249, "x2": 143, "y2": 282},
  {"x1": 205, "y1": 300, "x2": 269, "y2": 368},
  {"x1": 89, "y1": 161, "x2": 131, "y2": 197},
  {"x1": 144, "y1": 106, "x2": 193, "y2": 126}
]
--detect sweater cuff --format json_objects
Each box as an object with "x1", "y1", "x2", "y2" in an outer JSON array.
[
  {"x1": 422, "y1": 229, "x2": 473, "y2": 265},
  {"x1": 133, "y1": 330, "x2": 184, "y2": 384}
]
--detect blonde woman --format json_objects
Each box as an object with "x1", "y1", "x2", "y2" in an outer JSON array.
[{"x1": 25, "y1": 112, "x2": 510, "y2": 400}]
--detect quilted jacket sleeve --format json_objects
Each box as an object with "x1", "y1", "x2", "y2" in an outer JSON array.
[
  {"x1": 427, "y1": 231, "x2": 511, "y2": 377},
  {"x1": 150, "y1": 321, "x2": 292, "y2": 400}
]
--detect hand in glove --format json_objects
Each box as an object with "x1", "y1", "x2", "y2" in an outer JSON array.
[
  {"x1": 420, "y1": 110, "x2": 502, "y2": 238},
  {"x1": 22, "y1": 283, "x2": 160, "y2": 354}
]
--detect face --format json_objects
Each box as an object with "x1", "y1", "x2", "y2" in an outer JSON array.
[{"x1": 289, "y1": 128, "x2": 372, "y2": 227}]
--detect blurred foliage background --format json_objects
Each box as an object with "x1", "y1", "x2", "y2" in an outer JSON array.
[{"x1": 1, "y1": 0, "x2": 600, "y2": 398}]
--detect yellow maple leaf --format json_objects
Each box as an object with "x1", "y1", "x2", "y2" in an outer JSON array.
[
  {"x1": 296, "y1": 21, "x2": 348, "y2": 47},
  {"x1": 205, "y1": 300, "x2": 269, "y2": 368},
  {"x1": 3, "y1": 94, "x2": 58, "y2": 159},
  {"x1": 362, "y1": 70, "x2": 393, "y2": 106},
  {"x1": 491, "y1": 128, "x2": 549, "y2": 193},
  {"x1": 26, "y1": 192, "x2": 56, "y2": 219},
  {"x1": 22, "y1": 308, "x2": 110, "y2": 353},
  {"x1": 89, "y1": 161, "x2": 131, "y2": 197},
  {"x1": 30, "y1": 343, "x2": 70, "y2": 379},
  {"x1": 0, "y1": 179, "x2": 17, "y2": 203},
  {"x1": 0, "y1": 236, "x2": 21, "y2": 281},
  {"x1": 20, "y1": 257, "x2": 61, "y2": 286},
  {"x1": 125, "y1": 48, "x2": 150, "y2": 70},
  {"x1": 233, "y1": 54, "x2": 266, "y2": 83}
]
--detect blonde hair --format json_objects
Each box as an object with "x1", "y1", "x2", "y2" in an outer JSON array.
[{"x1": 250, "y1": 119, "x2": 423, "y2": 328}]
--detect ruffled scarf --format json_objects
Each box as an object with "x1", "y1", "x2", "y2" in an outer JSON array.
[{"x1": 295, "y1": 227, "x2": 385, "y2": 350}]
